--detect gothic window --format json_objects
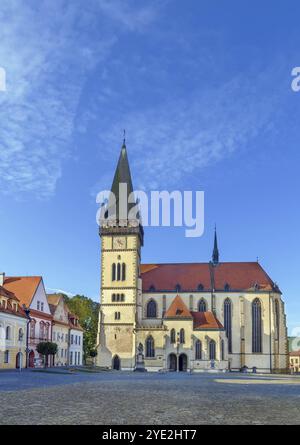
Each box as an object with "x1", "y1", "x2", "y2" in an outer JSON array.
[
  {"x1": 197, "y1": 284, "x2": 204, "y2": 291},
  {"x1": 198, "y1": 298, "x2": 207, "y2": 312},
  {"x1": 221, "y1": 340, "x2": 225, "y2": 360},
  {"x1": 146, "y1": 336, "x2": 155, "y2": 358},
  {"x1": 224, "y1": 298, "x2": 232, "y2": 353},
  {"x1": 195, "y1": 339, "x2": 202, "y2": 360},
  {"x1": 146, "y1": 300, "x2": 157, "y2": 318},
  {"x1": 189, "y1": 295, "x2": 193, "y2": 310},
  {"x1": 112, "y1": 263, "x2": 116, "y2": 281},
  {"x1": 170, "y1": 328, "x2": 176, "y2": 344},
  {"x1": 179, "y1": 328, "x2": 185, "y2": 344},
  {"x1": 122, "y1": 263, "x2": 126, "y2": 281},
  {"x1": 252, "y1": 298, "x2": 262, "y2": 353},
  {"x1": 162, "y1": 295, "x2": 166, "y2": 317},
  {"x1": 117, "y1": 263, "x2": 121, "y2": 281},
  {"x1": 5, "y1": 326, "x2": 11, "y2": 340},
  {"x1": 275, "y1": 299, "x2": 280, "y2": 340},
  {"x1": 209, "y1": 340, "x2": 216, "y2": 360}
]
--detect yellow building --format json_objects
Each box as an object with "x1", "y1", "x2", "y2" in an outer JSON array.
[
  {"x1": 0, "y1": 273, "x2": 27, "y2": 369},
  {"x1": 96, "y1": 141, "x2": 288, "y2": 373}
]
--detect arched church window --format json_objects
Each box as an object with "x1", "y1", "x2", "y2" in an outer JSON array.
[
  {"x1": 179, "y1": 328, "x2": 185, "y2": 344},
  {"x1": 209, "y1": 340, "x2": 216, "y2": 360},
  {"x1": 221, "y1": 340, "x2": 225, "y2": 360},
  {"x1": 275, "y1": 299, "x2": 280, "y2": 340},
  {"x1": 252, "y1": 298, "x2": 262, "y2": 353},
  {"x1": 122, "y1": 263, "x2": 126, "y2": 281},
  {"x1": 224, "y1": 298, "x2": 232, "y2": 353},
  {"x1": 198, "y1": 298, "x2": 207, "y2": 312},
  {"x1": 117, "y1": 263, "x2": 121, "y2": 281},
  {"x1": 146, "y1": 300, "x2": 157, "y2": 318},
  {"x1": 195, "y1": 339, "x2": 202, "y2": 360},
  {"x1": 112, "y1": 263, "x2": 116, "y2": 281},
  {"x1": 170, "y1": 328, "x2": 176, "y2": 344},
  {"x1": 146, "y1": 336, "x2": 155, "y2": 358}
]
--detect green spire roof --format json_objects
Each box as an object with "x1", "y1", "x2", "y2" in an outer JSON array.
[{"x1": 110, "y1": 139, "x2": 134, "y2": 221}]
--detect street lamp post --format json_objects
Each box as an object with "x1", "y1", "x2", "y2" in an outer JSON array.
[{"x1": 23, "y1": 306, "x2": 31, "y2": 368}]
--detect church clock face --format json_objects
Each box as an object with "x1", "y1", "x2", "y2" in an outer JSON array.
[{"x1": 113, "y1": 236, "x2": 126, "y2": 249}]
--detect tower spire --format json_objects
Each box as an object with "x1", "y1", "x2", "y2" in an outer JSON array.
[{"x1": 212, "y1": 225, "x2": 219, "y2": 265}]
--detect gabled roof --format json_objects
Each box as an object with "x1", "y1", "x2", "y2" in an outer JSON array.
[
  {"x1": 191, "y1": 311, "x2": 224, "y2": 330},
  {"x1": 0, "y1": 285, "x2": 19, "y2": 301},
  {"x1": 3, "y1": 276, "x2": 42, "y2": 307},
  {"x1": 164, "y1": 295, "x2": 192, "y2": 318},
  {"x1": 141, "y1": 262, "x2": 278, "y2": 293},
  {"x1": 47, "y1": 293, "x2": 63, "y2": 306}
]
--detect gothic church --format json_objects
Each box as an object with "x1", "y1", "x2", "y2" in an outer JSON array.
[{"x1": 96, "y1": 140, "x2": 288, "y2": 373}]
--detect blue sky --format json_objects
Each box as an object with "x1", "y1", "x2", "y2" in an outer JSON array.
[{"x1": 0, "y1": 0, "x2": 299, "y2": 333}]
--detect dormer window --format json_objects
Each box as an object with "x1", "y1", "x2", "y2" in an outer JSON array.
[
  {"x1": 175, "y1": 284, "x2": 181, "y2": 292},
  {"x1": 197, "y1": 284, "x2": 204, "y2": 291},
  {"x1": 224, "y1": 283, "x2": 230, "y2": 291},
  {"x1": 149, "y1": 285, "x2": 156, "y2": 292}
]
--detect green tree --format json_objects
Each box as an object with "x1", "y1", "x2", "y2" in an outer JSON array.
[
  {"x1": 63, "y1": 294, "x2": 99, "y2": 363},
  {"x1": 36, "y1": 341, "x2": 58, "y2": 368}
]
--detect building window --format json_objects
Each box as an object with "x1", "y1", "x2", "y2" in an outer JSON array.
[
  {"x1": 30, "y1": 320, "x2": 36, "y2": 338},
  {"x1": 41, "y1": 302, "x2": 44, "y2": 312},
  {"x1": 79, "y1": 336, "x2": 81, "y2": 345},
  {"x1": 122, "y1": 263, "x2": 126, "y2": 281},
  {"x1": 197, "y1": 283, "x2": 204, "y2": 291},
  {"x1": 78, "y1": 352, "x2": 80, "y2": 365},
  {"x1": 162, "y1": 295, "x2": 166, "y2": 317},
  {"x1": 4, "y1": 350, "x2": 9, "y2": 363},
  {"x1": 18, "y1": 328, "x2": 23, "y2": 341},
  {"x1": 5, "y1": 326, "x2": 11, "y2": 340},
  {"x1": 170, "y1": 328, "x2": 176, "y2": 344},
  {"x1": 189, "y1": 295, "x2": 193, "y2": 311},
  {"x1": 275, "y1": 299, "x2": 280, "y2": 341},
  {"x1": 45, "y1": 323, "x2": 50, "y2": 340},
  {"x1": 224, "y1": 283, "x2": 230, "y2": 291},
  {"x1": 37, "y1": 301, "x2": 40, "y2": 310},
  {"x1": 175, "y1": 284, "x2": 181, "y2": 292},
  {"x1": 179, "y1": 328, "x2": 185, "y2": 344},
  {"x1": 209, "y1": 340, "x2": 216, "y2": 360},
  {"x1": 252, "y1": 298, "x2": 262, "y2": 353},
  {"x1": 146, "y1": 299, "x2": 157, "y2": 318},
  {"x1": 117, "y1": 263, "x2": 121, "y2": 281},
  {"x1": 39, "y1": 321, "x2": 45, "y2": 340},
  {"x1": 112, "y1": 263, "x2": 116, "y2": 281},
  {"x1": 71, "y1": 335, "x2": 74, "y2": 344},
  {"x1": 224, "y1": 298, "x2": 232, "y2": 353},
  {"x1": 115, "y1": 312, "x2": 121, "y2": 320},
  {"x1": 195, "y1": 340, "x2": 202, "y2": 360},
  {"x1": 70, "y1": 352, "x2": 73, "y2": 365},
  {"x1": 146, "y1": 336, "x2": 155, "y2": 358},
  {"x1": 198, "y1": 298, "x2": 207, "y2": 312}
]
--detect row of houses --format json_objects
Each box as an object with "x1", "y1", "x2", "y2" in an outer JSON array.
[{"x1": 0, "y1": 273, "x2": 83, "y2": 369}]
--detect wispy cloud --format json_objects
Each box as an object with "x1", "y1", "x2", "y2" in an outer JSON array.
[
  {"x1": 0, "y1": 0, "x2": 158, "y2": 199},
  {"x1": 46, "y1": 287, "x2": 76, "y2": 297}
]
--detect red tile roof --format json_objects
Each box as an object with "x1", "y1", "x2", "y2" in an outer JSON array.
[
  {"x1": 289, "y1": 351, "x2": 300, "y2": 356},
  {"x1": 3, "y1": 276, "x2": 42, "y2": 307},
  {"x1": 141, "y1": 262, "x2": 277, "y2": 293},
  {"x1": 164, "y1": 295, "x2": 192, "y2": 318},
  {"x1": 191, "y1": 311, "x2": 224, "y2": 330}
]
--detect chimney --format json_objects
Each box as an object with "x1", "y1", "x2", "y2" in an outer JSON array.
[{"x1": 0, "y1": 272, "x2": 5, "y2": 286}]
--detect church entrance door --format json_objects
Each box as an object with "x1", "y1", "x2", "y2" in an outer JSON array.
[
  {"x1": 112, "y1": 355, "x2": 121, "y2": 370},
  {"x1": 179, "y1": 353, "x2": 187, "y2": 372},
  {"x1": 168, "y1": 353, "x2": 177, "y2": 371}
]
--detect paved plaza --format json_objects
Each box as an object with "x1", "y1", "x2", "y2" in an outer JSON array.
[{"x1": 0, "y1": 370, "x2": 300, "y2": 425}]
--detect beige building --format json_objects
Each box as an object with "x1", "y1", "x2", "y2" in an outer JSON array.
[
  {"x1": 96, "y1": 141, "x2": 288, "y2": 373},
  {"x1": 48, "y1": 294, "x2": 70, "y2": 366},
  {"x1": 0, "y1": 273, "x2": 27, "y2": 369},
  {"x1": 289, "y1": 351, "x2": 300, "y2": 373}
]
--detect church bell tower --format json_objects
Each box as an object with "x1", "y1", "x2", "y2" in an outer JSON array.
[{"x1": 96, "y1": 137, "x2": 143, "y2": 370}]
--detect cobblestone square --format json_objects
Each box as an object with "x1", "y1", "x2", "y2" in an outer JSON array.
[{"x1": 1, "y1": 370, "x2": 300, "y2": 425}]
